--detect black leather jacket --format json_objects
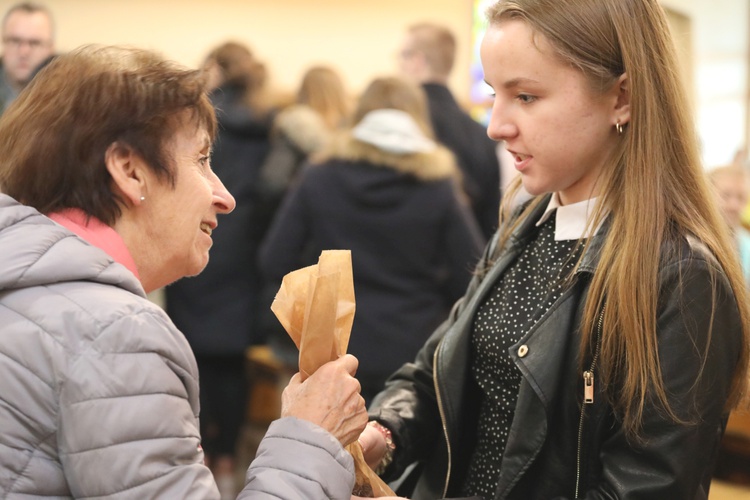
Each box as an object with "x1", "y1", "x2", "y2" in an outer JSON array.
[{"x1": 369, "y1": 196, "x2": 743, "y2": 499}]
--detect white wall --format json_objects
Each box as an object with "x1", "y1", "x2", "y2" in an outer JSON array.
[
  {"x1": 662, "y1": 0, "x2": 749, "y2": 168},
  {"x1": 0, "y1": 0, "x2": 746, "y2": 168},
  {"x1": 0, "y1": 0, "x2": 475, "y2": 100}
]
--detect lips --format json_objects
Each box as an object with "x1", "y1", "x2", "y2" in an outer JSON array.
[{"x1": 509, "y1": 150, "x2": 532, "y2": 172}]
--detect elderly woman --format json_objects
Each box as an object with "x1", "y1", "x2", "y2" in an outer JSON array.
[{"x1": 0, "y1": 46, "x2": 366, "y2": 499}]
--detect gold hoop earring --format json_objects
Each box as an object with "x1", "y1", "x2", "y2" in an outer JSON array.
[{"x1": 615, "y1": 121, "x2": 623, "y2": 135}]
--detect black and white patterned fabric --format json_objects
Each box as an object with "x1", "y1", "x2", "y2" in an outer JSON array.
[{"x1": 462, "y1": 212, "x2": 580, "y2": 498}]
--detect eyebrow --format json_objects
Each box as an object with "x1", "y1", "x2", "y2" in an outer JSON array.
[
  {"x1": 502, "y1": 77, "x2": 541, "y2": 89},
  {"x1": 484, "y1": 77, "x2": 541, "y2": 88}
]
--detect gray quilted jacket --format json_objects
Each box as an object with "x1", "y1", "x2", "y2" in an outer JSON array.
[{"x1": 0, "y1": 194, "x2": 355, "y2": 499}]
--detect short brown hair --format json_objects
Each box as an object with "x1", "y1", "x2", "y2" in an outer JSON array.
[
  {"x1": 204, "y1": 41, "x2": 267, "y2": 114},
  {"x1": 0, "y1": 45, "x2": 216, "y2": 225},
  {"x1": 2, "y1": 2, "x2": 54, "y2": 36},
  {"x1": 407, "y1": 23, "x2": 456, "y2": 78}
]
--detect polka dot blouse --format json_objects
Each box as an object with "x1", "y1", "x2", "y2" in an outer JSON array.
[{"x1": 461, "y1": 212, "x2": 581, "y2": 499}]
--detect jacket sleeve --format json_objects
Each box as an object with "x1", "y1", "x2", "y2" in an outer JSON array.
[
  {"x1": 57, "y1": 308, "x2": 219, "y2": 499},
  {"x1": 238, "y1": 417, "x2": 355, "y2": 500},
  {"x1": 580, "y1": 255, "x2": 743, "y2": 499}
]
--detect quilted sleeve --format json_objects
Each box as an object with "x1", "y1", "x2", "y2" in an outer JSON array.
[
  {"x1": 238, "y1": 417, "x2": 355, "y2": 500},
  {"x1": 57, "y1": 308, "x2": 219, "y2": 499}
]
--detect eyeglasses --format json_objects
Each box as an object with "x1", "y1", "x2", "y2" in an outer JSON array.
[{"x1": 3, "y1": 36, "x2": 50, "y2": 51}]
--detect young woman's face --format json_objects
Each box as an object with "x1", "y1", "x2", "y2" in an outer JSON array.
[{"x1": 481, "y1": 20, "x2": 622, "y2": 205}]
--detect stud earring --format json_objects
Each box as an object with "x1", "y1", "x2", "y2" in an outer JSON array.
[
  {"x1": 140, "y1": 196, "x2": 145, "y2": 202},
  {"x1": 615, "y1": 121, "x2": 624, "y2": 135}
]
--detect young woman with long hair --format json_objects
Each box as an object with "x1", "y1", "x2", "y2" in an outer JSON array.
[{"x1": 358, "y1": 0, "x2": 750, "y2": 498}]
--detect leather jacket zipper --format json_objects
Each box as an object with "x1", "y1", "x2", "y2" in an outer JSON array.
[
  {"x1": 575, "y1": 302, "x2": 606, "y2": 499},
  {"x1": 433, "y1": 340, "x2": 452, "y2": 499}
]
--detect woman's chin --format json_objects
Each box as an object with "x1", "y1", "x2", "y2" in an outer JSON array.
[
  {"x1": 520, "y1": 179, "x2": 547, "y2": 197},
  {"x1": 191, "y1": 254, "x2": 211, "y2": 276},
  {"x1": 172, "y1": 256, "x2": 210, "y2": 281}
]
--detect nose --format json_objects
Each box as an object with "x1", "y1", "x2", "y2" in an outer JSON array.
[
  {"x1": 486, "y1": 98, "x2": 517, "y2": 143},
  {"x1": 212, "y1": 174, "x2": 236, "y2": 214},
  {"x1": 16, "y1": 41, "x2": 33, "y2": 58}
]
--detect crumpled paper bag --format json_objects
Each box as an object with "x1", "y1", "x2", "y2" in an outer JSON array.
[{"x1": 270, "y1": 250, "x2": 396, "y2": 497}]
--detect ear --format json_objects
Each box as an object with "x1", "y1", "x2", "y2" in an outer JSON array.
[
  {"x1": 612, "y1": 72, "x2": 631, "y2": 126},
  {"x1": 105, "y1": 141, "x2": 147, "y2": 207}
]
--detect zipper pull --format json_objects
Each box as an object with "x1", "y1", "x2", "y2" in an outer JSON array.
[{"x1": 583, "y1": 371, "x2": 594, "y2": 404}]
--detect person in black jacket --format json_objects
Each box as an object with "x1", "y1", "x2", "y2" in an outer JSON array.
[
  {"x1": 164, "y1": 41, "x2": 271, "y2": 500},
  {"x1": 398, "y1": 22, "x2": 501, "y2": 239},
  {"x1": 255, "y1": 66, "x2": 352, "y2": 370},
  {"x1": 359, "y1": 1, "x2": 750, "y2": 499},
  {"x1": 259, "y1": 76, "x2": 485, "y2": 404}
]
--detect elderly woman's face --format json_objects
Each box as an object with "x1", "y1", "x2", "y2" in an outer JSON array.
[{"x1": 142, "y1": 121, "x2": 235, "y2": 285}]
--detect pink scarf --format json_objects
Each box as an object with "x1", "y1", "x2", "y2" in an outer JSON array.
[{"x1": 48, "y1": 209, "x2": 140, "y2": 279}]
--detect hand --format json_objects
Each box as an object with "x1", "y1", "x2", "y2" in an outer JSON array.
[
  {"x1": 358, "y1": 420, "x2": 388, "y2": 469},
  {"x1": 281, "y1": 354, "x2": 367, "y2": 446}
]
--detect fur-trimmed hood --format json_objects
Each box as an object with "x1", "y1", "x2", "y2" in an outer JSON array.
[
  {"x1": 316, "y1": 131, "x2": 461, "y2": 182},
  {"x1": 273, "y1": 104, "x2": 331, "y2": 155}
]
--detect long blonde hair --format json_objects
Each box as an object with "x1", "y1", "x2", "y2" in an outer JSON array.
[
  {"x1": 297, "y1": 66, "x2": 350, "y2": 130},
  {"x1": 351, "y1": 76, "x2": 434, "y2": 137},
  {"x1": 489, "y1": 0, "x2": 750, "y2": 439}
]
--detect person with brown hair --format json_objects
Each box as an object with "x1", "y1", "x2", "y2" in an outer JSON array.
[
  {"x1": 399, "y1": 22, "x2": 501, "y2": 239},
  {"x1": 360, "y1": 1, "x2": 750, "y2": 498},
  {"x1": 0, "y1": 45, "x2": 367, "y2": 499},
  {"x1": 163, "y1": 40, "x2": 273, "y2": 498},
  {"x1": 259, "y1": 76, "x2": 484, "y2": 404}
]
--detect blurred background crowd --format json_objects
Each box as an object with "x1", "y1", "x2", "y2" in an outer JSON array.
[{"x1": 1, "y1": 1, "x2": 749, "y2": 499}]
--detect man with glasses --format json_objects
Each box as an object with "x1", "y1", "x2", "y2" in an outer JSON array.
[{"x1": 0, "y1": 2, "x2": 54, "y2": 113}]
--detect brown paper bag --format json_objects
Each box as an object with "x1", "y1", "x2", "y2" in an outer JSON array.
[{"x1": 270, "y1": 250, "x2": 396, "y2": 497}]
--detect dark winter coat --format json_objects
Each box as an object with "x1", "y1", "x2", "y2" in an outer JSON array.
[{"x1": 258, "y1": 134, "x2": 485, "y2": 387}]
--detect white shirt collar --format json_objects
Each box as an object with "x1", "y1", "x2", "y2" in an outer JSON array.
[{"x1": 536, "y1": 193, "x2": 602, "y2": 241}]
